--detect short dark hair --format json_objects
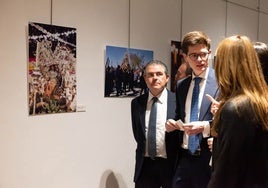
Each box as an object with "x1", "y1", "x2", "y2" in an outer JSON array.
[
  {"x1": 181, "y1": 31, "x2": 211, "y2": 54},
  {"x1": 143, "y1": 60, "x2": 168, "y2": 76}
]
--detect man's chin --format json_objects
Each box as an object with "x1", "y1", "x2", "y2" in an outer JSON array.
[{"x1": 195, "y1": 67, "x2": 207, "y2": 75}]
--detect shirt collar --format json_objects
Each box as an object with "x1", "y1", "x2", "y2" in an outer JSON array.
[
  {"x1": 192, "y1": 67, "x2": 209, "y2": 81},
  {"x1": 148, "y1": 88, "x2": 167, "y2": 104}
]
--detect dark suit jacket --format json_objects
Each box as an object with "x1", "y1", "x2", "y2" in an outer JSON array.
[
  {"x1": 175, "y1": 68, "x2": 218, "y2": 161},
  {"x1": 208, "y1": 100, "x2": 268, "y2": 188},
  {"x1": 131, "y1": 90, "x2": 179, "y2": 182}
]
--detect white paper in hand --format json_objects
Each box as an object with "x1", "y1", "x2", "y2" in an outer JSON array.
[
  {"x1": 176, "y1": 119, "x2": 184, "y2": 126},
  {"x1": 176, "y1": 119, "x2": 185, "y2": 130}
]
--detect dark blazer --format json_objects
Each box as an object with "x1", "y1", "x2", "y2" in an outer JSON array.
[
  {"x1": 175, "y1": 68, "x2": 219, "y2": 161},
  {"x1": 131, "y1": 90, "x2": 179, "y2": 182},
  {"x1": 208, "y1": 100, "x2": 268, "y2": 188}
]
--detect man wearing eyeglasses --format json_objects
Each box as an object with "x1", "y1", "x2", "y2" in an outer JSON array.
[{"x1": 166, "y1": 31, "x2": 219, "y2": 188}]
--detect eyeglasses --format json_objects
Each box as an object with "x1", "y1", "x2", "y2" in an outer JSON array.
[{"x1": 188, "y1": 52, "x2": 209, "y2": 61}]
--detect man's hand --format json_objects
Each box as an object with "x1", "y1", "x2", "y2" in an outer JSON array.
[
  {"x1": 165, "y1": 119, "x2": 183, "y2": 132},
  {"x1": 207, "y1": 137, "x2": 213, "y2": 152},
  {"x1": 206, "y1": 94, "x2": 220, "y2": 115},
  {"x1": 183, "y1": 121, "x2": 205, "y2": 135}
]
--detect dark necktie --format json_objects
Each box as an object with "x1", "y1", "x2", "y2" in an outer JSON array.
[
  {"x1": 148, "y1": 97, "x2": 158, "y2": 158},
  {"x1": 188, "y1": 77, "x2": 202, "y2": 154}
]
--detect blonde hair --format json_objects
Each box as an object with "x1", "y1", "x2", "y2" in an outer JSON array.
[{"x1": 212, "y1": 35, "x2": 268, "y2": 135}]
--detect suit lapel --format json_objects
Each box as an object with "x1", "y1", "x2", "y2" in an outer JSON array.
[
  {"x1": 199, "y1": 68, "x2": 219, "y2": 120},
  {"x1": 139, "y1": 93, "x2": 148, "y2": 136},
  {"x1": 177, "y1": 77, "x2": 192, "y2": 121},
  {"x1": 166, "y1": 91, "x2": 176, "y2": 119}
]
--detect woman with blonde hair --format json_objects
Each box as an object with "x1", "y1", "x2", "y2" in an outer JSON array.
[{"x1": 208, "y1": 35, "x2": 268, "y2": 188}]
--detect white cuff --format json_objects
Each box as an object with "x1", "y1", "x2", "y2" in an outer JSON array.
[{"x1": 202, "y1": 121, "x2": 210, "y2": 138}]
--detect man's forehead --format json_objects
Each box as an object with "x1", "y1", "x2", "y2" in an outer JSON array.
[{"x1": 188, "y1": 44, "x2": 208, "y2": 52}]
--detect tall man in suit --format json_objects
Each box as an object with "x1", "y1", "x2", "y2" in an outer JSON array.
[
  {"x1": 166, "y1": 31, "x2": 219, "y2": 188},
  {"x1": 131, "y1": 60, "x2": 179, "y2": 188}
]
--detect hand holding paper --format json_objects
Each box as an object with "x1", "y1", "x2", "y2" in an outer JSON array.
[
  {"x1": 166, "y1": 119, "x2": 184, "y2": 132},
  {"x1": 183, "y1": 121, "x2": 205, "y2": 135}
]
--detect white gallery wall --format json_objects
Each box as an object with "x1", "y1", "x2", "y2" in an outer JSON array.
[{"x1": 0, "y1": 0, "x2": 267, "y2": 187}]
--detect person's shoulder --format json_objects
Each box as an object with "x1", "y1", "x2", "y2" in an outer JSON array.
[
  {"x1": 132, "y1": 93, "x2": 148, "y2": 103},
  {"x1": 221, "y1": 96, "x2": 251, "y2": 118},
  {"x1": 180, "y1": 75, "x2": 191, "y2": 82},
  {"x1": 167, "y1": 89, "x2": 175, "y2": 96},
  {"x1": 227, "y1": 95, "x2": 250, "y2": 106},
  {"x1": 221, "y1": 97, "x2": 261, "y2": 134},
  {"x1": 167, "y1": 89, "x2": 174, "y2": 93},
  {"x1": 179, "y1": 75, "x2": 191, "y2": 83},
  {"x1": 221, "y1": 100, "x2": 236, "y2": 114},
  {"x1": 176, "y1": 75, "x2": 191, "y2": 88},
  {"x1": 165, "y1": 89, "x2": 175, "y2": 100},
  {"x1": 207, "y1": 67, "x2": 215, "y2": 76}
]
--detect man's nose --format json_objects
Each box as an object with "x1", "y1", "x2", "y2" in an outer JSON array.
[
  {"x1": 197, "y1": 55, "x2": 203, "y2": 61},
  {"x1": 152, "y1": 74, "x2": 159, "y2": 79}
]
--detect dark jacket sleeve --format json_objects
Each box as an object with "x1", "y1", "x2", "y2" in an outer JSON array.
[{"x1": 208, "y1": 101, "x2": 268, "y2": 188}]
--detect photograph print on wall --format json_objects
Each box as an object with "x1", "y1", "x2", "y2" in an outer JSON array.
[
  {"x1": 28, "y1": 22, "x2": 77, "y2": 115},
  {"x1": 105, "y1": 45, "x2": 153, "y2": 98}
]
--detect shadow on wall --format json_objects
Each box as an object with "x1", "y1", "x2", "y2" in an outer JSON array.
[{"x1": 99, "y1": 170, "x2": 127, "y2": 188}]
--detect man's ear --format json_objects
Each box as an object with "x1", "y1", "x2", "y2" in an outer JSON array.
[
  {"x1": 166, "y1": 74, "x2": 170, "y2": 80},
  {"x1": 207, "y1": 50, "x2": 212, "y2": 59}
]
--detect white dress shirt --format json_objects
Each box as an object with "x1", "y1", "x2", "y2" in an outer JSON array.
[{"x1": 145, "y1": 88, "x2": 168, "y2": 158}]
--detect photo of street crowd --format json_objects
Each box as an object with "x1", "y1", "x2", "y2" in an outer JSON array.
[
  {"x1": 28, "y1": 22, "x2": 77, "y2": 115},
  {"x1": 105, "y1": 45, "x2": 153, "y2": 98}
]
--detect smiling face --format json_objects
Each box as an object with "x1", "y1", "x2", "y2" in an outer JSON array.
[
  {"x1": 183, "y1": 44, "x2": 211, "y2": 76},
  {"x1": 144, "y1": 63, "x2": 169, "y2": 96}
]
